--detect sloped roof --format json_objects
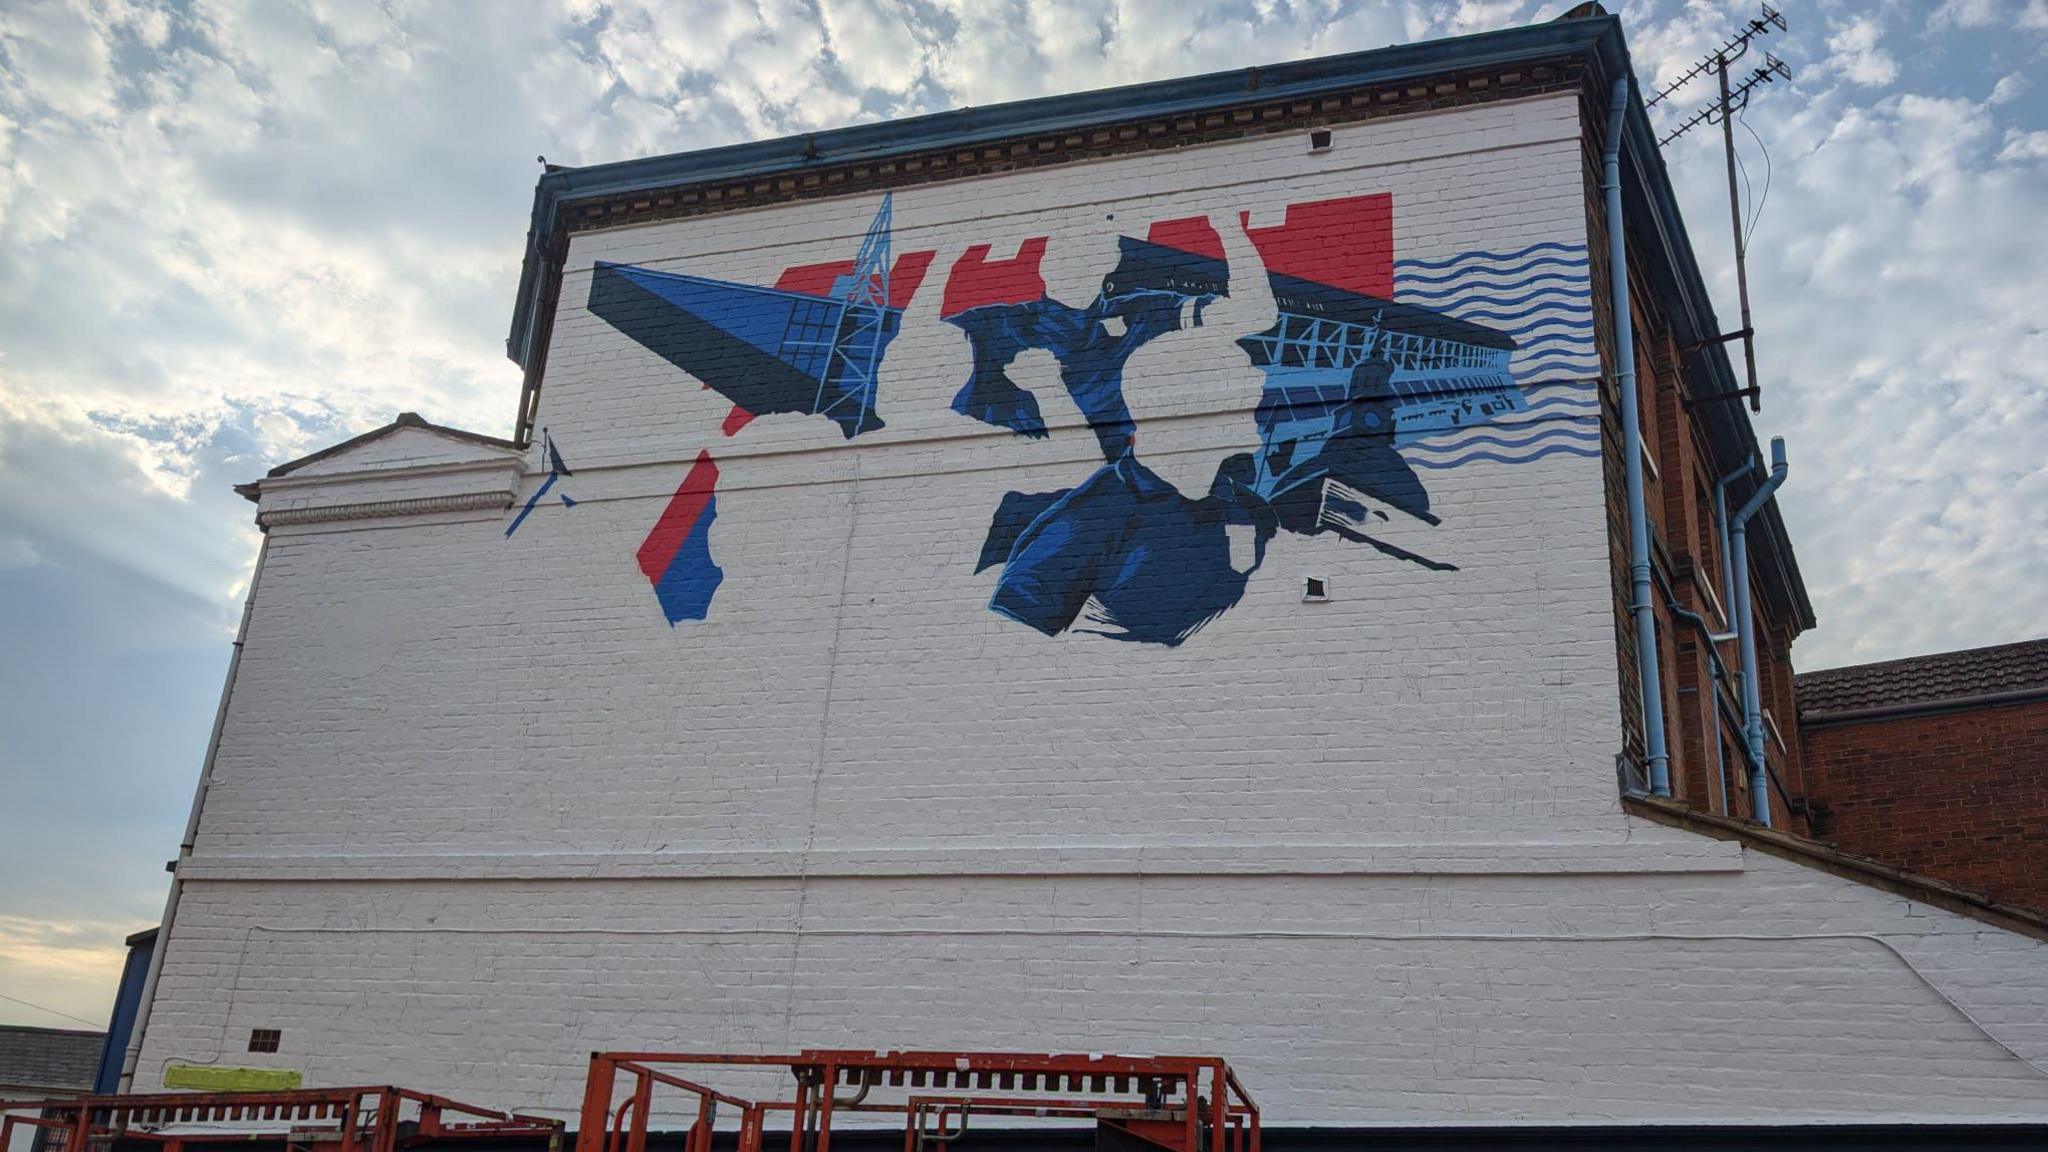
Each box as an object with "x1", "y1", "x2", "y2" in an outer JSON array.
[
  {"x1": 1798, "y1": 637, "x2": 2048, "y2": 718},
  {"x1": 266, "y1": 412, "x2": 521, "y2": 478},
  {"x1": 237, "y1": 412, "x2": 524, "y2": 502},
  {"x1": 0, "y1": 1025, "x2": 104, "y2": 1092}
]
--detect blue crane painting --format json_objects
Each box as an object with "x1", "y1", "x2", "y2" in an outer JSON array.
[{"x1": 585, "y1": 194, "x2": 935, "y2": 624}]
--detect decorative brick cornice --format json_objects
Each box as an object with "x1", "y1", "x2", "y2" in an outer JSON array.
[
  {"x1": 257, "y1": 490, "x2": 515, "y2": 528},
  {"x1": 564, "y1": 66, "x2": 1583, "y2": 235}
]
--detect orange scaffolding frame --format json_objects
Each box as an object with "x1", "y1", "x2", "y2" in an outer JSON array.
[
  {"x1": 574, "y1": 1050, "x2": 1260, "y2": 1152},
  {"x1": 0, "y1": 1087, "x2": 561, "y2": 1152}
]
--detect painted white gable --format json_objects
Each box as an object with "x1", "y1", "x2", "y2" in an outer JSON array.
[
  {"x1": 246, "y1": 415, "x2": 527, "y2": 530},
  {"x1": 285, "y1": 422, "x2": 523, "y2": 478}
]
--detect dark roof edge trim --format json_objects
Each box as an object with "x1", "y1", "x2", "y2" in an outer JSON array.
[
  {"x1": 1800, "y1": 685, "x2": 2048, "y2": 728},
  {"x1": 1622, "y1": 794, "x2": 2048, "y2": 943},
  {"x1": 504, "y1": 15, "x2": 1626, "y2": 378}
]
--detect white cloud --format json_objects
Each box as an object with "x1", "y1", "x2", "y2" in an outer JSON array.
[
  {"x1": 0, "y1": 913, "x2": 143, "y2": 1028},
  {"x1": 1988, "y1": 72, "x2": 2027, "y2": 105},
  {"x1": 1662, "y1": 78, "x2": 2048, "y2": 667},
  {"x1": 1996, "y1": 128, "x2": 2048, "y2": 162},
  {"x1": 1931, "y1": 0, "x2": 2002, "y2": 26},
  {"x1": 1933, "y1": 0, "x2": 2048, "y2": 29},
  {"x1": 1824, "y1": 14, "x2": 1898, "y2": 87}
]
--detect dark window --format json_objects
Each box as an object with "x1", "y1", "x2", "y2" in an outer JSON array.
[{"x1": 248, "y1": 1028, "x2": 281, "y2": 1053}]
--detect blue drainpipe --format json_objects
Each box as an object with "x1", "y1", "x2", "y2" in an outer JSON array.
[
  {"x1": 1714, "y1": 460, "x2": 1757, "y2": 621},
  {"x1": 1730, "y1": 437, "x2": 1788, "y2": 825},
  {"x1": 1604, "y1": 78, "x2": 1669, "y2": 796}
]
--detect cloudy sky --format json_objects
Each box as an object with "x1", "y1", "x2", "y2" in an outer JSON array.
[{"x1": 2, "y1": 0, "x2": 2044, "y2": 1030}]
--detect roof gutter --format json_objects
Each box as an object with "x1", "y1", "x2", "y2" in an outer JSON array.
[{"x1": 1800, "y1": 684, "x2": 2048, "y2": 729}]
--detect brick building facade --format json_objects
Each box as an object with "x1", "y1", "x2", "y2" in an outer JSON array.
[
  {"x1": 119, "y1": 8, "x2": 2048, "y2": 1142},
  {"x1": 1799, "y1": 639, "x2": 2048, "y2": 914}
]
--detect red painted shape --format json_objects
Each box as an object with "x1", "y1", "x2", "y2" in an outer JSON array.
[
  {"x1": 939, "y1": 237, "x2": 1050, "y2": 317},
  {"x1": 885, "y1": 249, "x2": 936, "y2": 305},
  {"x1": 1144, "y1": 215, "x2": 1225, "y2": 260},
  {"x1": 637, "y1": 450, "x2": 719, "y2": 582},
  {"x1": 722, "y1": 406, "x2": 756, "y2": 436},
  {"x1": 771, "y1": 261, "x2": 849, "y2": 297},
  {"x1": 1243, "y1": 194, "x2": 1394, "y2": 298},
  {"x1": 772, "y1": 251, "x2": 937, "y2": 305}
]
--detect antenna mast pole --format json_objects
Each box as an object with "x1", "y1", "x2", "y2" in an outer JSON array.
[
  {"x1": 1658, "y1": 4, "x2": 1788, "y2": 413},
  {"x1": 1719, "y1": 55, "x2": 1761, "y2": 413}
]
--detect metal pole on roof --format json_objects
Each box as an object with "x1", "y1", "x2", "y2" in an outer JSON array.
[{"x1": 1719, "y1": 56, "x2": 1763, "y2": 413}]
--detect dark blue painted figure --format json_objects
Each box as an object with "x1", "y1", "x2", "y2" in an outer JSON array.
[
  {"x1": 946, "y1": 289, "x2": 1188, "y2": 460},
  {"x1": 949, "y1": 230, "x2": 1512, "y2": 643},
  {"x1": 978, "y1": 452, "x2": 1276, "y2": 646}
]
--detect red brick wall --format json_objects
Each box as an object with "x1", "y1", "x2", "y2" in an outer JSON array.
[{"x1": 1801, "y1": 697, "x2": 2048, "y2": 912}]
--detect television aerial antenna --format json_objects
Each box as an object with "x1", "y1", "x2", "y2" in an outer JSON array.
[{"x1": 1653, "y1": 4, "x2": 1791, "y2": 414}]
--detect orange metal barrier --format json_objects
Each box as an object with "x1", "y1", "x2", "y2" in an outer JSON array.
[
  {"x1": 573, "y1": 1050, "x2": 1260, "y2": 1152},
  {"x1": 0, "y1": 1087, "x2": 561, "y2": 1152}
]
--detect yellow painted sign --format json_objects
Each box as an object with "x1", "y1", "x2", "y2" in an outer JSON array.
[{"x1": 161, "y1": 1064, "x2": 304, "y2": 1091}]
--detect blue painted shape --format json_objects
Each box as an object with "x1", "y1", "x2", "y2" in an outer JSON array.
[
  {"x1": 1392, "y1": 240, "x2": 1589, "y2": 272},
  {"x1": 945, "y1": 290, "x2": 1180, "y2": 459},
  {"x1": 606, "y1": 264, "x2": 815, "y2": 357},
  {"x1": 977, "y1": 489, "x2": 1067, "y2": 572},
  {"x1": 588, "y1": 263, "x2": 904, "y2": 439},
  {"x1": 987, "y1": 453, "x2": 1274, "y2": 647},
  {"x1": 652, "y1": 498, "x2": 724, "y2": 624},
  {"x1": 1409, "y1": 443, "x2": 1601, "y2": 469},
  {"x1": 504, "y1": 471, "x2": 557, "y2": 538},
  {"x1": 505, "y1": 430, "x2": 575, "y2": 538}
]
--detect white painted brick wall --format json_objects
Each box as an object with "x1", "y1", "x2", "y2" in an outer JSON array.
[{"x1": 141, "y1": 94, "x2": 2048, "y2": 1125}]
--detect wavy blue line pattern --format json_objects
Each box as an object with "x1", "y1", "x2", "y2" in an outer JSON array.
[
  {"x1": 1397, "y1": 272, "x2": 1589, "y2": 301},
  {"x1": 1393, "y1": 285, "x2": 1592, "y2": 312},
  {"x1": 1392, "y1": 257, "x2": 1589, "y2": 289},
  {"x1": 1515, "y1": 354, "x2": 1601, "y2": 377},
  {"x1": 1394, "y1": 240, "x2": 1587, "y2": 272},
  {"x1": 1411, "y1": 409, "x2": 1599, "y2": 444},
  {"x1": 1410, "y1": 429, "x2": 1601, "y2": 456},
  {"x1": 1410, "y1": 443, "x2": 1602, "y2": 469},
  {"x1": 1395, "y1": 242, "x2": 1596, "y2": 410}
]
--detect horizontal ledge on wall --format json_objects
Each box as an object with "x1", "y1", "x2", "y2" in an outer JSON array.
[
  {"x1": 173, "y1": 839, "x2": 1744, "y2": 883},
  {"x1": 256, "y1": 490, "x2": 517, "y2": 527}
]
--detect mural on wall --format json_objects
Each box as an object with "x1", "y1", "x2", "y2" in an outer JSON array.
[
  {"x1": 504, "y1": 429, "x2": 575, "y2": 538},
  {"x1": 946, "y1": 196, "x2": 1591, "y2": 645},
  {"x1": 1392, "y1": 242, "x2": 1600, "y2": 471},
  {"x1": 588, "y1": 194, "x2": 933, "y2": 441},
  {"x1": 584, "y1": 194, "x2": 935, "y2": 624},
  {"x1": 573, "y1": 189, "x2": 1596, "y2": 640}
]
